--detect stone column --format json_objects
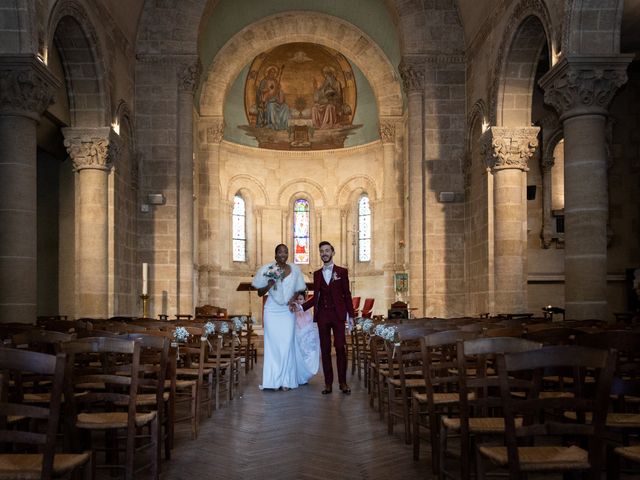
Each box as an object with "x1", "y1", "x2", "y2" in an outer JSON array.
[
  {"x1": 196, "y1": 117, "x2": 224, "y2": 305},
  {"x1": 483, "y1": 126, "x2": 540, "y2": 314},
  {"x1": 62, "y1": 127, "x2": 119, "y2": 318},
  {"x1": 379, "y1": 118, "x2": 402, "y2": 309},
  {"x1": 540, "y1": 154, "x2": 554, "y2": 248},
  {"x1": 539, "y1": 55, "x2": 632, "y2": 320},
  {"x1": 0, "y1": 55, "x2": 59, "y2": 323},
  {"x1": 176, "y1": 61, "x2": 201, "y2": 314},
  {"x1": 399, "y1": 58, "x2": 425, "y2": 315}
]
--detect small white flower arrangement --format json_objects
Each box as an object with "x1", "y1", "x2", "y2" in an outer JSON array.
[
  {"x1": 232, "y1": 317, "x2": 244, "y2": 332},
  {"x1": 173, "y1": 326, "x2": 190, "y2": 343},
  {"x1": 219, "y1": 322, "x2": 230, "y2": 334},
  {"x1": 380, "y1": 325, "x2": 398, "y2": 342},
  {"x1": 204, "y1": 322, "x2": 215, "y2": 336},
  {"x1": 374, "y1": 324, "x2": 386, "y2": 337},
  {"x1": 362, "y1": 319, "x2": 374, "y2": 334}
]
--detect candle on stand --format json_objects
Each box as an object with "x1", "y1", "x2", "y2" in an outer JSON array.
[{"x1": 142, "y1": 263, "x2": 148, "y2": 295}]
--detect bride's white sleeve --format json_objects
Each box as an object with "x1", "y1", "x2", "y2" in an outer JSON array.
[
  {"x1": 293, "y1": 265, "x2": 307, "y2": 293},
  {"x1": 251, "y1": 264, "x2": 269, "y2": 289}
]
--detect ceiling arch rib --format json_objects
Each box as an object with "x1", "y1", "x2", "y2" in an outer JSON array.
[{"x1": 198, "y1": 11, "x2": 403, "y2": 118}]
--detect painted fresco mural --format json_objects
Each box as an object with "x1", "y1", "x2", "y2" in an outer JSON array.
[{"x1": 241, "y1": 42, "x2": 361, "y2": 150}]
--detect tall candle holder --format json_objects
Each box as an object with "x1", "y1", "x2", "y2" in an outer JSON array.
[{"x1": 140, "y1": 294, "x2": 149, "y2": 318}]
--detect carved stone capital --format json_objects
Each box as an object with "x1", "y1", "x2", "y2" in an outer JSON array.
[
  {"x1": 539, "y1": 55, "x2": 633, "y2": 120},
  {"x1": 379, "y1": 121, "x2": 396, "y2": 143},
  {"x1": 482, "y1": 126, "x2": 540, "y2": 172},
  {"x1": 177, "y1": 60, "x2": 202, "y2": 94},
  {"x1": 0, "y1": 55, "x2": 60, "y2": 119},
  {"x1": 62, "y1": 127, "x2": 119, "y2": 172},
  {"x1": 206, "y1": 121, "x2": 224, "y2": 144},
  {"x1": 541, "y1": 154, "x2": 555, "y2": 172},
  {"x1": 398, "y1": 57, "x2": 425, "y2": 93}
]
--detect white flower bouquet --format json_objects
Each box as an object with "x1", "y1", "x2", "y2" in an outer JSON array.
[
  {"x1": 204, "y1": 322, "x2": 215, "y2": 336},
  {"x1": 219, "y1": 322, "x2": 230, "y2": 334},
  {"x1": 174, "y1": 326, "x2": 190, "y2": 343},
  {"x1": 232, "y1": 317, "x2": 244, "y2": 332}
]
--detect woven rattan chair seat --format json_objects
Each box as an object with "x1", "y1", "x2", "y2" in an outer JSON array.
[
  {"x1": 0, "y1": 452, "x2": 91, "y2": 479},
  {"x1": 477, "y1": 445, "x2": 589, "y2": 471},
  {"x1": 441, "y1": 416, "x2": 523, "y2": 433},
  {"x1": 76, "y1": 411, "x2": 156, "y2": 429},
  {"x1": 615, "y1": 445, "x2": 640, "y2": 463},
  {"x1": 412, "y1": 391, "x2": 475, "y2": 404}
]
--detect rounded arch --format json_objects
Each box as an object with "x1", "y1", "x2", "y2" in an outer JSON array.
[
  {"x1": 278, "y1": 178, "x2": 327, "y2": 208},
  {"x1": 489, "y1": 0, "x2": 553, "y2": 126},
  {"x1": 47, "y1": 0, "x2": 109, "y2": 127},
  {"x1": 564, "y1": 0, "x2": 624, "y2": 55},
  {"x1": 199, "y1": 11, "x2": 403, "y2": 118},
  {"x1": 337, "y1": 175, "x2": 378, "y2": 207},
  {"x1": 226, "y1": 174, "x2": 268, "y2": 206}
]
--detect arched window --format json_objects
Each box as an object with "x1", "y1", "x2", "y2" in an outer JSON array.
[
  {"x1": 232, "y1": 194, "x2": 246, "y2": 262},
  {"x1": 358, "y1": 194, "x2": 371, "y2": 262},
  {"x1": 293, "y1": 199, "x2": 310, "y2": 264}
]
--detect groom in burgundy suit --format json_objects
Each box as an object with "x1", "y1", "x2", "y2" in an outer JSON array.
[{"x1": 305, "y1": 241, "x2": 355, "y2": 395}]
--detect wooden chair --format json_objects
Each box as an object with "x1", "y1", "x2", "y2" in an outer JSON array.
[
  {"x1": 476, "y1": 345, "x2": 616, "y2": 480},
  {"x1": 119, "y1": 333, "x2": 171, "y2": 463},
  {"x1": 411, "y1": 330, "x2": 477, "y2": 471},
  {"x1": 361, "y1": 298, "x2": 375, "y2": 318},
  {"x1": 174, "y1": 326, "x2": 214, "y2": 437},
  {"x1": 62, "y1": 337, "x2": 158, "y2": 480},
  {"x1": 385, "y1": 326, "x2": 431, "y2": 444},
  {"x1": 0, "y1": 347, "x2": 93, "y2": 480},
  {"x1": 352, "y1": 296, "x2": 361, "y2": 317},
  {"x1": 368, "y1": 334, "x2": 390, "y2": 418},
  {"x1": 439, "y1": 337, "x2": 543, "y2": 480}
]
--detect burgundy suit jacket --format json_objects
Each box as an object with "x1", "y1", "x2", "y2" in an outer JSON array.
[{"x1": 303, "y1": 265, "x2": 355, "y2": 323}]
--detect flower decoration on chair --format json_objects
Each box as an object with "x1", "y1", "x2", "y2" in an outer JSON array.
[
  {"x1": 232, "y1": 317, "x2": 244, "y2": 332},
  {"x1": 219, "y1": 322, "x2": 230, "y2": 334},
  {"x1": 204, "y1": 322, "x2": 215, "y2": 336},
  {"x1": 374, "y1": 324, "x2": 386, "y2": 337},
  {"x1": 362, "y1": 319, "x2": 374, "y2": 334},
  {"x1": 173, "y1": 326, "x2": 190, "y2": 343},
  {"x1": 264, "y1": 263, "x2": 285, "y2": 290}
]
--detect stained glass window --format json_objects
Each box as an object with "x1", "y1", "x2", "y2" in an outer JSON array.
[
  {"x1": 358, "y1": 195, "x2": 371, "y2": 262},
  {"x1": 293, "y1": 199, "x2": 310, "y2": 264},
  {"x1": 232, "y1": 194, "x2": 246, "y2": 262}
]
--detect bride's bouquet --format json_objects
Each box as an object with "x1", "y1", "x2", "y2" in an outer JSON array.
[{"x1": 264, "y1": 263, "x2": 285, "y2": 290}]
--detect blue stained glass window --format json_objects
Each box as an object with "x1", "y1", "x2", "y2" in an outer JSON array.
[
  {"x1": 293, "y1": 199, "x2": 310, "y2": 264},
  {"x1": 232, "y1": 194, "x2": 246, "y2": 262},
  {"x1": 358, "y1": 195, "x2": 371, "y2": 262}
]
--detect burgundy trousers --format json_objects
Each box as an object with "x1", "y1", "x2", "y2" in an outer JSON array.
[{"x1": 317, "y1": 307, "x2": 347, "y2": 386}]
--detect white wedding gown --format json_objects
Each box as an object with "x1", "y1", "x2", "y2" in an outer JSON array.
[{"x1": 252, "y1": 262, "x2": 307, "y2": 390}]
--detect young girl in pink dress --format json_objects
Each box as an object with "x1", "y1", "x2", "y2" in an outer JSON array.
[{"x1": 293, "y1": 291, "x2": 320, "y2": 384}]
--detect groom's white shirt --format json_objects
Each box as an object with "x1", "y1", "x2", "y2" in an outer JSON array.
[{"x1": 322, "y1": 262, "x2": 334, "y2": 285}]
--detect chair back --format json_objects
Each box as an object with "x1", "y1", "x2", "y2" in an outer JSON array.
[
  {"x1": 352, "y1": 296, "x2": 361, "y2": 315},
  {"x1": 61, "y1": 337, "x2": 141, "y2": 440},
  {"x1": 361, "y1": 298, "x2": 375, "y2": 318},
  {"x1": 495, "y1": 345, "x2": 616, "y2": 477},
  {"x1": 0, "y1": 348, "x2": 67, "y2": 480}
]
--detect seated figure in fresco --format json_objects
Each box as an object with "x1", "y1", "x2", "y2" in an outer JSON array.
[
  {"x1": 312, "y1": 66, "x2": 344, "y2": 129},
  {"x1": 255, "y1": 65, "x2": 290, "y2": 130}
]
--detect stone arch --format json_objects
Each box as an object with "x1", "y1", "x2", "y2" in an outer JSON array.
[
  {"x1": 47, "y1": 0, "x2": 109, "y2": 127},
  {"x1": 490, "y1": 0, "x2": 553, "y2": 126},
  {"x1": 278, "y1": 178, "x2": 327, "y2": 208},
  {"x1": 226, "y1": 174, "x2": 268, "y2": 206},
  {"x1": 464, "y1": 99, "x2": 488, "y2": 189},
  {"x1": 198, "y1": 11, "x2": 403, "y2": 118},
  {"x1": 564, "y1": 0, "x2": 624, "y2": 55},
  {"x1": 337, "y1": 175, "x2": 378, "y2": 207}
]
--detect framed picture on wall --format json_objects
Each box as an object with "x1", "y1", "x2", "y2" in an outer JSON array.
[{"x1": 394, "y1": 272, "x2": 408, "y2": 293}]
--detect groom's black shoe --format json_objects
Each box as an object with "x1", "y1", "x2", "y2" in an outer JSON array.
[
  {"x1": 339, "y1": 383, "x2": 351, "y2": 395},
  {"x1": 321, "y1": 385, "x2": 332, "y2": 394}
]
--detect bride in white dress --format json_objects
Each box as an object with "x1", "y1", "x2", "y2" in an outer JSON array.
[{"x1": 252, "y1": 244, "x2": 306, "y2": 390}]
